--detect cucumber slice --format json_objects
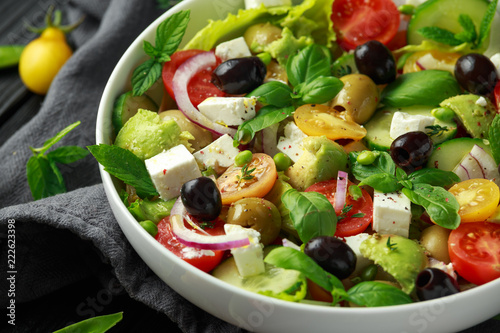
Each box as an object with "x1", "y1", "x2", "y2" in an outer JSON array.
[
  {"x1": 332, "y1": 53, "x2": 358, "y2": 78},
  {"x1": 407, "y1": 0, "x2": 490, "y2": 46},
  {"x1": 112, "y1": 92, "x2": 158, "y2": 134},
  {"x1": 212, "y1": 245, "x2": 306, "y2": 301},
  {"x1": 426, "y1": 137, "x2": 492, "y2": 171},
  {"x1": 363, "y1": 106, "x2": 457, "y2": 151}
]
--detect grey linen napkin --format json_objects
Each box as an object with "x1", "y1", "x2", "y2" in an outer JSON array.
[{"x1": 0, "y1": 0, "x2": 242, "y2": 332}]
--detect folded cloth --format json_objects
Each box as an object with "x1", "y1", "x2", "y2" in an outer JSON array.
[{"x1": 0, "y1": 0, "x2": 242, "y2": 331}]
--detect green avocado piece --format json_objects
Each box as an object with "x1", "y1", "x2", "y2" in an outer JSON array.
[
  {"x1": 359, "y1": 234, "x2": 428, "y2": 294},
  {"x1": 114, "y1": 109, "x2": 190, "y2": 161},
  {"x1": 440, "y1": 94, "x2": 496, "y2": 140},
  {"x1": 285, "y1": 136, "x2": 348, "y2": 191}
]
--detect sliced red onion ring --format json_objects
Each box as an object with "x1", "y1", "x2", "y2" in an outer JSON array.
[
  {"x1": 169, "y1": 198, "x2": 250, "y2": 250},
  {"x1": 335, "y1": 170, "x2": 349, "y2": 212},
  {"x1": 172, "y1": 51, "x2": 236, "y2": 137}
]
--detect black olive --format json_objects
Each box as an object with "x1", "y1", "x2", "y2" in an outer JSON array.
[
  {"x1": 455, "y1": 53, "x2": 498, "y2": 96},
  {"x1": 211, "y1": 56, "x2": 267, "y2": 94},
  {"x1": 304, "y1": 236, "x2": 357, "y2": 280},
  {"x1": 390, "y1": 131, "x2": 433, "y2": 172},
  {"x1": 180, "y1": 177, "x2": 222, "y2": 221},
  {"x1": 354, "y1": 40, "x2": 396, "y2": 85},
  {"x1": 416, "y1": 268, "x2": 460, "y2": 301}
]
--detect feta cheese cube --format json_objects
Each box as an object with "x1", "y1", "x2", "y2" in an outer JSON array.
[
  {"x1": 215, "y1": 37, "x2": 252, "y2": 62},
  {"x1": 277, "y1": 122, "x2": 308, "y2": 162},
  {"x1": 490, "y1": 53, "x2": 500, "y2": 74},
  {"x1": 193, "y1": 134, "x2": 240, "y2": 171},
  {"x1": 224, "y1": 224, "x2": 265, "y2": 277},
  {"x1": 245, "y1": 0, "x2": 292, "y2": 10},
  {"x1": 343, "y1": 233, "x2": 373, "y2": 276},
  {"x1": 145, "y1": 145, "x2": 202, "y2": 200},
  {"x1": 372, "y1": 190, "x2": 412, "y2": 238},
  {"x1": 198, "y1": 97, "x2": 257, "y2": 127},
  {"x1": 389, "y1": 111, "x2": 435, "y2": 139}
]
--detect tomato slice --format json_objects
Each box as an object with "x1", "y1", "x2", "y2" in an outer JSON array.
[
  {"x1": 305, "y1": 179, "x2": 373, "y2": 237},
  {"x1": 216, "y1": 153, "x2": 277, "y2": 205},
  {"x1": 155, "y1": 216, "x2": 226, "y2": 273},
  {"x1": 448, "y1": 222, "x2": 500, "y2": 285},
  {"x1": 161, "y1": 49, "x2": 226, "y2": 108},
  {"x1": 493, "y1": 80, "x2": 500, "y2": 111},
  {"x1": 331, "y1": 0, "x2": 400, "y2": 51},
  {"x1": 448, "y1": 179, "x2": 500, "y2": 223}
]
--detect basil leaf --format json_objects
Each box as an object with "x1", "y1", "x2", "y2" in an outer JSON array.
[
  {"x1": 87, "y1": 144, "x2": 159, "y2": 198},
  {"x1": 286, "y1": 44, "x2": 331, "y2": 87},
  {"x1": 408, "y1": 168, "x2": 460, "y2": 187},
  {"x1": 359, "y1": 173, "x2": 402, "y2": 193},
  {"x1": 417, "y1": 27, "x2": 463, "y2": 46},
  {"x1": 156, "y1": 9, "x2": 190, "y2": 59},
  {"x1": 402, "y1": 184, "x2": 460, "y2": 229},
  {"x1": 54, "y1": 312, "x2": 123, "y2": 333},
  {"x1": 33, "y1": 121, "x2": 81, "y2": 155},
  {"x1": 346, "y1": 281, "x2": 412, "y2": 307},
  {"x1": 131, "y1": 59, "x2": 163, "y2": 96},
  {"x1": 248, "y1": 81, "x2": 293, "y2": 107},
  {"x1": 488, "y1": 111, "x2": 500, "y2": 165},
  {"x1": 350, "y1": 151, "x2": 397, "y2": 183},
  {"x1": 47, "y1": 146, "x2": 89, "y2": 164},
  {"x1": 281, "y1": 189, "x2": 337, "y2": 244},
  {"x1": 478, "y1": 0, "x2": 498, "y2": 48},
  {"x1": 298, "y1": 76, "x2": 344, "y2": 104},
  {"x1": 381, "y1": 70, "x2": 461, "y2": 107},
  {"x1": 27, "y1": 155, "x2": 66, "y2": 200}
]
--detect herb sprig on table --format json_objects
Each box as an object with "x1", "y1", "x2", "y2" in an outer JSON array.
[{"x1": 27, "y1": 121, "x2": 89, "y2": 200}]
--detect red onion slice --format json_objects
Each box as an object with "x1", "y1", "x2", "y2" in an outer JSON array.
[
  {"x1": 172, "y1": 51, "x2": 236, "y2": 137},
  {"x1": 169, "y1": 198, "x2": 250, "y2": 250},
  {"x1": 335, "y1": 170, "x2": 349, "y2": 212}
]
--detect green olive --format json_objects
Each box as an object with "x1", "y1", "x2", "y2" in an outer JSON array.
[
  {"x1": 227, "y1": 197, "x2": 281, "y2": 245},
  {"x1": 330, "y1": 74, "x2": 380, "y2": 124},
  {"x1": 420, "y1": 225, "x2": 451, "y2": 264},
  {"x1": 243, "y1": 23, "x2": 282, "y2": 53},
  {"x1": 159, "y1": 110, "x2": 212, "y2": 150}
]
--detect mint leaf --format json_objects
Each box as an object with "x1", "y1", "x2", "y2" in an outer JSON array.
[
  {"x1": 417, "y1": 26, "x2": 463, "y2": 46},
  {"x1": 143, "y1": 40, "x2": 159, "y2": 58},
  {"x1": 346, "y1": 281, "x2": 412, "y2": 307},
  {"x1": 27, "y1": 156, "x2": 66, "y2": 200},
  {"x1": 455, "y1": 14, "x2": 477, "y2": 44},
  {"x1": 87, "y1": 144, "x2": 159, "y2": 198},
  {"x1": 156, "y1": 9, "x2": 190, "y2": 58},
  {"x1": 47, "y1": 146, "x2": 89, "y2": 164},
  {"x1": 33, "y1": 121, "x2": 81, "y2": 154},
  {"x1": 478, "y1": 0, "x2": 498, "y2": 48},
  {"x1": 131, "y1": 59, "x2": 163, "y2": 96}
]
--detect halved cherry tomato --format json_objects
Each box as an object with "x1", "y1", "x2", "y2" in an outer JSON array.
[
  {"x1": 294, "y1": 104, "x2": 367, "y2": 141},
  {"x1": 161, "y1": 49, "x2": 226, "y2": 108},
  {"x1": 403, "y1": 50, "x2": 461, "y2": 74},
  {"x1": 330, "y1": 0, "x2": 400, "y2": 51},
  {"x1": 307, "y1": 279, "x2": 333, "y2": 303},
  {"x1": 305, "y1": 179, "x2": 373, "y2": 238},
  {"x1": 448, "y1": 222, "x2": 500, "y2": 285},
  {"x1": 216, "y1": 153, "x2": 277, "y2": 205},
  {"x1": 155, "y1": 216, "x2": 226, "y2": 272},
  {"x1": 493, "y1": 80, "x2": 500, "y2": 110},
  {"x1": 448, "y1": 179, "x2": 500, "y2": 223}
]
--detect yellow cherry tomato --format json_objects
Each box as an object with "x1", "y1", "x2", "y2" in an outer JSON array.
[
  {"x1": 19, "y1": 27, "x2": 73, "y2": 95},
  {"x1": 448, "y1": 179, "x2": 500, "y2": 223},
  {"x1": 403, "y1": 50, "x2": 461, "y2": 74},
  {"x1": 294, "y1": 104, "x2": 367, "y2": 141}
]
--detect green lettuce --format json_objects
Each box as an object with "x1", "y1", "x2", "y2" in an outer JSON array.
[{"x1": 128, "y1": 197, "x2": 176, "y2": 223}]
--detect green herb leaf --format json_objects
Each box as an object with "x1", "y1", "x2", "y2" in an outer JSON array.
[
  {"x1": 359, "y1": 173, "x2": 402, "y2": 193},
  {"x1": 408, "y1": 168, "x2": 460, "y2": 187},
  {"x1": 417, "y1": 26, "x2": 463, "y2": 46},
  {"x1": 386, "y1": 236, "x2": 398, "y2": 251},
  {"x1": 478, "y1": 0, "x2": 498, "y2": 48},
  {"x1": 47, "y1": 146, "x2": 89, "y2": 164},
  {"x1": 286, "y1": 44, "x2": 331, "y2": 87},
  {"x1": 425, "y1": 124, "x2": 449, "y2": 137},
  {"x1": 247, "y1": 81, "x2": 293, "y2": 107},
  {"x1": 351, "y1": 151, "x2": 402, "y2": 192},
  {"x1": 156, "y1": 9, "x2": 190, "y2": 58},
  {"x1": 53, "y1": 312, "x2": 123, "y2": 333},
  {"x1": 346, "y1": 281, "x2": 412, "y2": 307},
  {"x1": 33, "y1": 121, "x2": 81, "y2": 155},
  {"x1": 143, "y1": 40, "x2": 159, "y2": 59},
  {"x1": 297, "y1": 76, "x2": 344, "y2": 105},
  {"x1": 489, "y1": 113, "x2": 500, "y2": 165},
  {"x1": 455, "y1": 14, "x2": 477, "y2": 44},
  {"x1": 87, "y1": 144, "x2": 159, "y2": 198},
  {"x1": 131, "y1": 59, "x2": 163, "y2": 96},
  {"x1": 402, "y1": 184, "x2": 460, "y2": 229},
  {"x1": 381, "y1": 70, "x2": 461, "y2": 108},
  {"x1": 27, "y1": 156, "x2": 66, "y2": 200},
  {"x1": 281, "y1": 189, "x2": 337, "y2": 244}
]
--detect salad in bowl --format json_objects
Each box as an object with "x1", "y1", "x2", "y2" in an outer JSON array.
[{"x1": 94, "y1": 0, "x2": 500, "y2": 331}]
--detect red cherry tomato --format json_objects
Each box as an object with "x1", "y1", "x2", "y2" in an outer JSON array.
[
  {"x1": 155, "y1": 216, "x2": 226, "y2": 273},
  {"x1": 448, "y1": 222, "x2": 500, "y2": 285},
  {"x1": 305, "y1": 179, "x2": 373, "y2": 238},
  {"x1": 331, "y1": 0, "x2": 400, "y2": 51},
  {"x1": 161, "y1": 49, "x2": 226, "y2": 108},
  {"x1": 493, "y1": 80, "x2": 500, "y2": 110}
]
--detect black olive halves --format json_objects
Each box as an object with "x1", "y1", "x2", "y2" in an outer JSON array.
[
  {"x1": 211, "y1": 56, "x2": 267, "y2": 94},
  {"x1": 416, "y1": 268, "x2": 460, "y2": 301},
  {"x1": 454, "y1": 53, "x2": 499, "y2": 96},
  {"x1": 354, "y1": 40, "x2": 396, "y2": 85},
  {"x1": 180, "y1": 177, "x2": 222, "y2": 221},
  {"x1": 390, "y1": 131, "x2": 433, "y2": 172}
]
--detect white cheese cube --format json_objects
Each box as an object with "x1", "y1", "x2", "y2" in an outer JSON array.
[
  {"x1": 277, "y1": 122, "x2": 308, "y2": 163},
  {"x1": 490, "y1": 53, "x2": 500, "y2": 75},
  {"x1": 476, "y1": 96, "x2": 488, "y2": 107},
  {"x1": 245, "y1": 0, "x2": 292, "y2": 9},
  {"x1": 193, "y1": 134, "x2": 240, "y2": 171},
  {"x1": 198, "y1": 97, "x2": 257, "y2": 127},
  {"x1": 224, "y1": 224, "x2": 265, "y2": 277},
  {"x1": 342, "y1": 233, "x2": 372, "y2": 276},
  {"x1": 145, "y1": 145, "x2": 202, "y2": 201},
  {"x1": 373, "y1": 190, "x2": 412, "y2": 238},
  {"x1": 215, "y1": 37, "x2": 252, "y2": 62},
  {"x1": 389, "y1": 112, "x2": 435, "y2": 140}
]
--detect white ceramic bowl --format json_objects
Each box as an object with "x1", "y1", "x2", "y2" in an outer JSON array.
[{"x1": 96, "y1": 1, "x2": 500, "y2": 332}]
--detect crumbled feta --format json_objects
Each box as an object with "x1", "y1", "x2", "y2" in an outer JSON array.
[
  {"x1": 372, "y1": 190, "x2": 412, "y2": 238},
  {"x1": 145, "y1": 145, "x2": 202, "y2": 201},
  {"x1": 193, "y1": 134, "x2": 240, "y2": 171},
  {"x1": 198, "y1": 97, "x2": 257, "y2": 127},
  {"x1": 389, "y1": 111, "x2": 435, "y2": 140},
  {"x1": 181, "y1": 247, "x2": 215, "y2": 259},
  {"x1": 224, "y1": 224, "x2": 265, "y2": 277},
  {"x1": 475, "y1": 96, "x2": 488, "y2": 107},
  {"x1": 277, "y1": 122, "x2": 308, "y2": 162},
  {"x1": 215, "y1": 37, "x2": 252, "y2": 62},
  {"x1": 244, "y1": 0, "x2": 292, "y2": 10}
]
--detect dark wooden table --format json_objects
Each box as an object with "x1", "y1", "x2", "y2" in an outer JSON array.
[{"x1": 1, "y1": 0, "x2": 499, "y2": 332}]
